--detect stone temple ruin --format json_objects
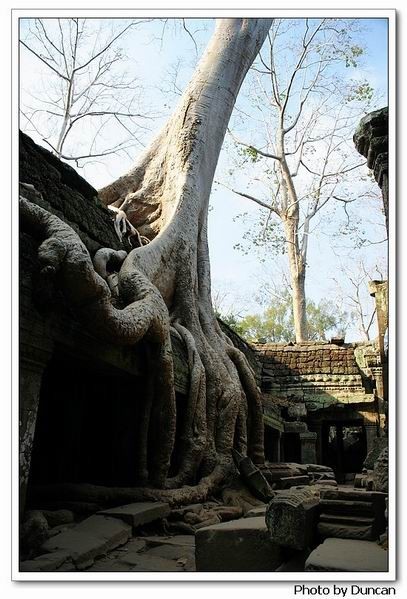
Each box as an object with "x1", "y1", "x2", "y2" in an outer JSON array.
[{"x1": 18, "y1": 107, "x2": 389, "y2": 574}]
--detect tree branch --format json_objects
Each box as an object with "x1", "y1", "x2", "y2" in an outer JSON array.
[{"x1": 20, "y1": 40, "x2": 69, "y2": 81}]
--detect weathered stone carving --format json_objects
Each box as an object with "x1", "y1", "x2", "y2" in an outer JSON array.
[
  {"x1": 353, "y1": 106, "x2": 389, "y2": 233},
  {"x1": 265, "y1": 487, "x2": 320, "y2": 550}
]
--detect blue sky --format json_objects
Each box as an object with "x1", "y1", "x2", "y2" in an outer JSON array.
[{"x1": 19, "y1": 17, "x2": 389, "y2": 340}]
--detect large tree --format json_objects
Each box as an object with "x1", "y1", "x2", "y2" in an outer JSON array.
[
  {"x1": 224, "y1": 18, "x2": 376, "y2": 342},
  {"x1": 20, "y1": 19, "x2": 272, "y2": 506}
]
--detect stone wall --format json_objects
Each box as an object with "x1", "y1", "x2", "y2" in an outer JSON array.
[
  {"x1": 255, "y1": 340, "x2": 385, "y2": 467},
  {"x1": 254, "y1": 341, "x2": 377, "y2": 412},
  {"x1": 19, "y1": 133, "x2": 190, "y2": 513}
]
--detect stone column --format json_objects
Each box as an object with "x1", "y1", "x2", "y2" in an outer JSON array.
[
  {"x1": 273, "y1": 430, "x2": 282, "y2": 462},
  {"x1": 364, "y1": 422, "x2": 379, "y2": 455},
  {"x1": 312, "y1": 423, "x2": 323, "y2": 464},
  {"x1": 300, "y1": 432, "x2": 317, "y2": 464},
  {"x1": 19, "y1": 345, "x2": 52, "y2": 517},
  {"x1": 368, "y1": 281, "x2": 388, "y2": 365}
]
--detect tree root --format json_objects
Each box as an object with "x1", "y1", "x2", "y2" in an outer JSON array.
[
  {"x1": 20, "y1": 185, "x2": 264, "y2": 498},
  {"x1": 31, "y1": 462, "x2": 231, "y2": 508},
  {"x1": 20, "y1": 19, "x2": 272, "y2": 501},
  {"x1": 166, "y1": 323, "x2": 207, "y2": 487}
]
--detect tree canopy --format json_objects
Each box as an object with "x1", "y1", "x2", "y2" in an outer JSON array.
[{"x1": 218, "y1": 290, "x2": 351, "y2": 343}]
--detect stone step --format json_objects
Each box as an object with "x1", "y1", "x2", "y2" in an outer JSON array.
[
  {"x1": 313, "y1": 480, "x2": 338, "y2": 488},
  {"x1": 41, "y1": 515, "x2": 132, "y2": 569},
  {"x1": 267, "y1": 469, "x2": 304, "y2": 481},
  {"x1": 20, "y1": 550, "x2": 72, "y2": 572},
  {"x1": 145, "y1": 544, "x2": 195, "y2": 561},
  {"x1": 195, "y1": 517, "x2": 282, "y2": 572},
  {"x1": 305, "y1": 464, "x2": 335, "y2": 474},
  {"x1": 320, "y1": 513, "x2": 375, "y2": 525},
  {"x1": 89, "y1": 553, "x2": 183, "y2": 572},
  {"x1": 317, "y1": 522, "x2": 375, "y2": 541},
  {"x1": 320, "y1": 489, "x2": 387, "y2": 503},
  {"x1": 98, "y1": 502, "x2": 170, "y2": 529},
  {"x1": 115, "y1": 553, "x2": 183, "y2": 572},
  {"x1": 280, "y1": 475, "x2": 310, "y2": 489},
  {"x1": 305, "y1": 538, "x2": 388, "y2": 572},
  {"x1": 142, "y1": 535, "x2": 195, "y2": 548},
  {"x1": 319, "y1": 499, "x2": 374, "y2": 516}
]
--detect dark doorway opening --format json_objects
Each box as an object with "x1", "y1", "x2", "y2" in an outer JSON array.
[
  {"x1": 321, "y1": 420, "x2": 367, "y2": 483},
  {"x1": 28, "y1": 350, "x2": 146, "y2": 500},
  {"x1": 282, "y1": 432, "x2": 301, "y2": 463},
  {"x1": 264, "y1": 425, "x2": 281, "y2": 462}
]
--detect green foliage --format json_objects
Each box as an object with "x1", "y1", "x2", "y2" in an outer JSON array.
[
  {"x1": 233, "y1": 212, "x2": 286, "y2": 259},
  {"x1": 345, "y1": 44, "x2": 364, "y2": 67},
  {"x1": 219, "y1": 290, "x2": 350, "y2": 343},
  {"x1": 244, "y1": 146, "x2": 260, "y2": 162},
  {"x1": 347, "y1": 81, "x2": 374, "y2": 102},
  {"x1": 215, "y1": 311, "x2": 248, "y2": 338}
]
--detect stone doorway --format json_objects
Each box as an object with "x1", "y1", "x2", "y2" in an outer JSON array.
[
  {"x1": 321, "y1": 420, "x2": 367, "y2": 483},
  {"x1": 27, "y1": 350, "x2": 147, "y2": 502},
  {"x1": 282, "y1": 432, "x2": 302, "y2": 463},
  {"x1": 264, "y1": 425, "x2": 281, "y2": 462}
]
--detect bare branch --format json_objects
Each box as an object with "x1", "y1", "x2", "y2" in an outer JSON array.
[
  {"x1": 216, "y1": 180, "x2": 278, "y2": 213},
  {"x1": 227, "y1": 129, "x2": 281, "y2": 161},
  {"x1": 20, "y1": 40, "x2": 69, "y2": 81},
  {"x1": 182, "y1": 19, "x2": 198, "y2": 55}
]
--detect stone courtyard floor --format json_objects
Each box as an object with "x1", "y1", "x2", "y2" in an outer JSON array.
[{"x1": 84, "y1": 534, "x2": 196, "y2": 572}]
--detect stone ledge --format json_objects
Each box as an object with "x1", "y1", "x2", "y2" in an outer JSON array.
[
  {"x1": 40, "y1": 515, "x2": 132, "y2": 569},
  {"x1": 195, "y1": 517, "x2": 282, "y2": 572},
  {"x1": 98, "y1": 502, "x2": 170, "y2": 529},
  {"x1": 305, "y1": 538, "x2": 388, "y2": 572}
]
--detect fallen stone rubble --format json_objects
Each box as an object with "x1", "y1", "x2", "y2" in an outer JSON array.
[{"x1": 19, "y1": 461, "x2": 388, "y2": 574}]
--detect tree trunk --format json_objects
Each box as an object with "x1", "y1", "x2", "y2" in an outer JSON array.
[
  {"x1": 20, "y1": 19, "x2": 272, "y2": 505},
  {"x1": 292, "y1": 267, "x2": 307, "y2": 342},
  {"x1": 283, "y1": 216, "x2": 308, "y2": 342}
]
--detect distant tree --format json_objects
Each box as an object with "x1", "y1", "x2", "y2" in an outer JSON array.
[
  {"x1": 331, "y1": 259, "x2": 386, "y2": 341},
  {"x1": 219, "y1": 290, "x2": 351, "y2": 343},
  {"x1": 222, "y1": 18, "x2": 378, "y2": 342},
  {"x1": 20, "y1": 18, "x2": 154, "y2": 167}
]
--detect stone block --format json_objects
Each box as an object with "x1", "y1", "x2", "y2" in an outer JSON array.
[
  {"x1": 287, "y1": 403, "x2": 307, "y2": 419},
  {"x1": 319, "y1": 490, "x2": 386, "y2": 538},
  {"x1": 313, "y1": 481, "x2": 338, "y2": 488},
  {"x1": 41, "y1": 515, "x2": 131, "y2": 569},
  {"x1": 42, "y1": 509, "x2": 75, "y2": 528},
  {"x1": 266, "y1": 488, "x2": 319, "y2": 550},
  {"x1": 317, "y1": 522, "x2": 375, "y2": 541},
  {"x1": 195, "y1": 517, "x2": 282, "y2": 572},
  {"x1": 319, "y1": 513, "x2": 374, "y2": 526},
  {"x1": 319, "y1": 489, "x2": 386, "y2": 503},
  {"x1": 280, "y1": 475, "x2": 310, "y2": 489},
  {"x1": 319, "y1": 499, "x2": 374, "y2": 516},
  {"x1": 115, "y1": 553, "x2": 183, "y2": 571},
  {"x1": 19, "y1": 550, "x2": 72, "y2": 572},
  {"x1": 143, "y1": 535, "x2": 195, "y2": 548},
  {"x1": 284, "y1": 421, "x2": 308, "y2": 434},
  {"x1": 305, "y1": 538, "x2": 388, "y2": 572},
  {"x1": 244, "y1": 505, "x2": 267, "y2": 518},
  {"x1": 306, "y1": 464, "x2": 334, "y2": 474},
  {"x1": 98, "y1": 501, "x2": 170, "y2": 528},
  {"x1": 146, "y1": 543, "x2": 195, "y2": 561}
]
